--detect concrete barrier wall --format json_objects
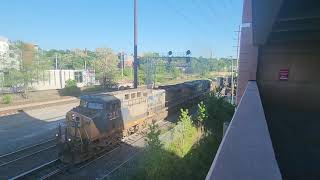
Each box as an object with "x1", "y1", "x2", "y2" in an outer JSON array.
[{"x1": 206, "y1": 81, "x2": 282, "y2": 180}]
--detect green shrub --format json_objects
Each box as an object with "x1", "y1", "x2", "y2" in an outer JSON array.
[
  {"x1": 2, "y1": 95, "x2": 12, "y2": 104},
  {"x1": 65, "y1": 79, "x2": 77, "y2": 88},
  {"x1": 60, "y1": 80, "x2": 81, "y2": 96}
]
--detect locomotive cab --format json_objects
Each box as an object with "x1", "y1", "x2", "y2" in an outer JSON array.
[{"x1": 57, "y1": 94, "x2": 122, "y2": 164}]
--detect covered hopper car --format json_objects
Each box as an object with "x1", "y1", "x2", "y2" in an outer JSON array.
[{"x1": 57, "y1": 79, "x2": 213, "y2": 164}]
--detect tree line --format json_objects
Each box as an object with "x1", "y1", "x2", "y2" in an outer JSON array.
[{"x1": 0, "y1": 40, "x2": 234, "y2": 96}]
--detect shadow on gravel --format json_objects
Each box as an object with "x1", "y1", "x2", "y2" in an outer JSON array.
[{"x1": 0, "y1": 111, "x2": 64, "y2": 155}]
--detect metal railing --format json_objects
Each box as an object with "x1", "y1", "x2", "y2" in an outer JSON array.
[{"x1": 206, "y1": 81, "x2": 282, "y2": 180}]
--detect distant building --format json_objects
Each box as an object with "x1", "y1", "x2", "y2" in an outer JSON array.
[
  {"x1": 0, "y1": 37, "x2": 10, "y2": 83},
  {"x1": 0, "y1": 36, "x2": 9, "y2": 56},
  {"x1": 124, "y1": 55, "x2": 133, "y2": 67},
  {"x1": 31, "y1": 69, "x2": 96, "y2": 91}
]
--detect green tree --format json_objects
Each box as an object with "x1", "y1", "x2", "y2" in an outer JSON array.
[
  {"x1": 145, "y1": 121, "x2": 162, "y2": 151},
  {"x1": 170, "y1": 108, "x2": 195, "y2": 157},
  {"x1": 205, "y1": 94, "x2": 235, "y2": 138},
  {"x1": 94, "y1": 48, "x2": 120, "y2": 87},
  {"x1": 197, "y1": 101, "x2": 208, "y2": 133},
  {"x1": 2, "y1": 42, "x2": 50, "y2": 97}
]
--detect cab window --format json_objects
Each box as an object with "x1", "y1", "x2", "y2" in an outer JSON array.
[
  {"x1": 80, "y1": 100, "x2": 87, "y2": 107},
  {"x1": 131, "y1": 93, "x2": 136, "y2": 98},
  {"x1": 87, "y1": 102, "x2": 104, "y2": 110},
  {"x1": 110, "y1": 103, "x2": 117, "y2": 111}
]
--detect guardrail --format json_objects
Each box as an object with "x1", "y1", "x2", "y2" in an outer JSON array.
[{"x1": 206, "y1": 81, "x2": 282, "y2": 180}]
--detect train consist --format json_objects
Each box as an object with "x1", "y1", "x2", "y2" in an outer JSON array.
[{"x1": 57, "y1": 79, "x2": 213, "y2": 164}]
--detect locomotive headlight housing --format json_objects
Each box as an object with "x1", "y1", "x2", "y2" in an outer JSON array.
[{"x1": 68, "y1": 138, "x2": 72, "y2": 142}]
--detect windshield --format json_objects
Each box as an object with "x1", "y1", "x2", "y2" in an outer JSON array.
[
  {"x1": 80, "y1": 100, "x2": 103, "y2": 110},
  {"x1": 87, "y1": 102, "x2": 104, "y2": 110},
  {"x1": 80, "y1": 100, "x2": 87, "y2": 108}
]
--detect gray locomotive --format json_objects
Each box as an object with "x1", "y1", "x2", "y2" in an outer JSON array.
[{"x1": 57, "y1": 79, "x2": 213, "y2": 163}]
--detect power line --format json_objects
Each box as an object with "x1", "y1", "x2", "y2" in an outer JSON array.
[
  {"x1": 191, "y1": 0, "x2": 217, "y2": 20},
  {"x1": 162, "y1": 0, "x2": 218, "y2": 57},
  {"x1": 162, "y1": 0, "x2": 213, "y2": 37},
  {"x1": 163, "y1": 0, "x2": 196, "y2": 27}
]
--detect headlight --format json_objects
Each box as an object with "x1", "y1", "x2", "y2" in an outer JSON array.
[
  {"x1": 55, "y1": 134, "x2": 59, "y2": 137},
  {"x1": 68, "y1": 138, "x2": 72, "y2": 142}
]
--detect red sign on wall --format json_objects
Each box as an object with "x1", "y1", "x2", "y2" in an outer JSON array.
[{"x1": 279, "y1": 69, "x2": 289, "y2": 80}]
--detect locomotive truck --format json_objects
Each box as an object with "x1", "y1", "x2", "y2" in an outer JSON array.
[{"x1": 57, "y1": 79, "x2": 213, "y2": 164}]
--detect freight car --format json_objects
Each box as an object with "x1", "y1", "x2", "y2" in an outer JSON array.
[{"x1": 57, "y1": 79, "x2": 212, "y2": 164}]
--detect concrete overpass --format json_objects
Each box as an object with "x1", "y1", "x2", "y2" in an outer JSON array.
[{"x1": 207, "y1": 0, "x2": 320, "y2": 179}]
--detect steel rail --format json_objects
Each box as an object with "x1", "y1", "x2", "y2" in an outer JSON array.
[
  {"x1": 9, "y1": 159, "x2": 60, "y2": 180},
  {"x1": 96, "y1": 110, "x2": 198, "y2": 180},
  {"x1": 0, "y1": 138, "x2": 55, "y2": 159}
]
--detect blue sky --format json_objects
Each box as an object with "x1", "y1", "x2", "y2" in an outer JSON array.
[{"x1": 0, "y1": 0, "x2": 242, "y2": 58}]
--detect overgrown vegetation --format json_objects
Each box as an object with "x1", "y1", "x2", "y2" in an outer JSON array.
[
  {"x1": 167, "y1": 109, "x2": 199, "y2": 157},
  {"x1": 1, "y1": 94, "x2": 12, "y2": 104},
  {"x1": 107, "y1": 94, "x2": 235, "y2": 180},
  {"x1": 1, "y1": 40, "x2": 234, "y2": 98},
  {"x1": 60, "y1": 79, "x2": 81, "y2": 96},
  {"x1": 1, "y1": 41, "x2": 50, "y2": 98}
]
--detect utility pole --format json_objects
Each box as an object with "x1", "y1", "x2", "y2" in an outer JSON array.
[
  {"x1": 231, "y1": 57, "x2": 234, "y2": 105},
  {"x1": 133, "y1": 0, "x2": 138, "y2": 88},
  {"x1": 234, "y1": 25, "x2": 241, "y2": 104},
  {"x1": 235, "y1": 25, "x2": 241, "y2": 75},
  {"x1": 84, "y1": 48, "x2": 87, "y2": 70},
  {"x1": 55, "y1": 53, "x2": 58, "y2": 70},
  {"x1": 121, "y1": 51, "x2": 124, "y2": 78}
]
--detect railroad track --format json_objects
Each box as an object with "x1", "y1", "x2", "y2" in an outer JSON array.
[
  {"x1": 96, "y1": 109, "x2": 199, "y2": 180},
  {"x1": 95, "y1": 121, "x2": 176, "y2": 180},
  {"x1": 75, "y1": 120, "x2": 172, "y2": 171},
  {"x1": 6, "y1": 121, "x2": 171, "y2": 180},
  {"x1": 7, "y1": 110, "x2": 179, "y2": 180},
  {"x1": 40, "y1": 120, "x2": 173, "y2": 180},
  {"x1": 0, "y1": 138, "x2": 56, "y2": 167},
  {"x1": 0, "y1": 138, "x2": 58, "y2": 179},
  {"x1": 9, "y1": 159, "x2": 64, "y2": 180}
]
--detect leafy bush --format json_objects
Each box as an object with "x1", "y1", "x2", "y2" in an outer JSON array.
[
  {"x1": 168, "y1": 109, "x2": 198, "y2": 157},
  {"x1": 121, "y1": 95, "x2": 235, "y2": 180},
  {"x1": 65, "y1": 79, "x2": 77, "y2": 88},
  {"x1": 60, "y1": 80, "x2": 81, "y2": 96},
  {"x1": 204, "y1": 94, "x2": 235, "y2": 139},
  {"x1": 2, "y1": 95, "x2": 12, "y2": 104}
]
